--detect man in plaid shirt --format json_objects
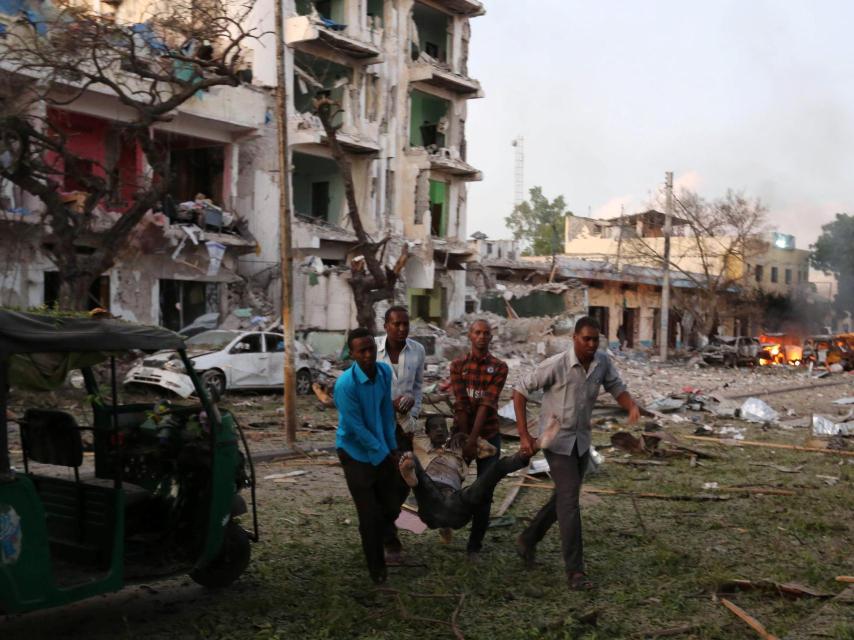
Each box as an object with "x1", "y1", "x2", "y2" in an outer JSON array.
[{"x1": 449, "y1": 319, "x2": 508, "y2": 559}]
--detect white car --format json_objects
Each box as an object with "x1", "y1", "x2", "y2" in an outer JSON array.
[{"x1": 125, "y1": 330, "x2": 320, "y2": 398}]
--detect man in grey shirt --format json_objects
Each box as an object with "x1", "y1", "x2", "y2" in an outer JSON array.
[{"x1": 513, "y1": 316, "x2": 640, "y2": 590}]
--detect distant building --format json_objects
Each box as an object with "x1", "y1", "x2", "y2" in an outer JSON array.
[{"x1": 564, "y1": 211, "x2": 810, "y2": 297}]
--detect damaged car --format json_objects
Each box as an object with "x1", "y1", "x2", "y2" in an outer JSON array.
[
  {"x1": 125, "y1": 330, "x2": 323, "y2": 398},
  {"x1": 700, "y1": 336, "x2": 760, "y2": 367}
]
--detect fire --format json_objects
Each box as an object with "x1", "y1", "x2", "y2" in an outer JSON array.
[{"x1": 758, "y1": 334, "x2": 804, "y2": 366}]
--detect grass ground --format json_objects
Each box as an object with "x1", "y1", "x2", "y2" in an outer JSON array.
[{"x1": 2, "y1": 391, "x2": 852, "y2": 639}]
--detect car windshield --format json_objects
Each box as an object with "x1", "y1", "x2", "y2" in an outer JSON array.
[{"x1": 186, "y1": 331, "x2": 236, "y2": 350}]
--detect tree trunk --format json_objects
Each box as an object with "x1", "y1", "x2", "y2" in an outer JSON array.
[{"x1": 57, "y1": 272, "x2": 93, "y2": 311}]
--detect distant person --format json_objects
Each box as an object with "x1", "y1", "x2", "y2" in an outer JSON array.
[
  {"x1": 448, "y1": 319, "x2": 508, "y2": 559},
  {"x1": 513, "y1": 316, "x2": 640, "y2": 590},
  {"x1": 616, "y1": 324, "x2": 627, "y2": 351},
  {"x1": 334, "y1": 328, "x2": 400, "y2": 585},
  {"x1": 376, "y1": 306, "x2": 426, "y2": 563}
]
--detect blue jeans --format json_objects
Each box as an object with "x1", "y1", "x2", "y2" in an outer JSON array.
[{"x1": 467, "y1": 433, "x2": 501, "y2": 552}]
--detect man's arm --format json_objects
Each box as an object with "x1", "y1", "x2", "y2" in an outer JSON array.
[
  {"x1": 616, "y1": 390, "x2": 640, "y2": 424},
  {"x1": 463, "y1": 361, "x2": 508, "y2": 459},
  {"x1": 449, "y1": 360, "x2": 470, "y2": 434},
  {"x1": 512, "y1": 390, "x2": 534, "y2": 456},
  {"x1": 379, "y1": 364, "x2": 400, "y2": 456},
  {"x1": 409, "y1": 343, "x2": 425, "y2": 419},
  {"x1": 513, "y1": 354, "x2": 561, "y2": 456},
  {"x1": 334, "y1": 378, "x2": 389, "y2": 466}
]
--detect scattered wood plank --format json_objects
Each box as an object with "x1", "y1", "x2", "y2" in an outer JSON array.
[
  {"x1": 720, "y1": 598, "x2": 780, "y2": 640},
  {"x1": 495, "y1": 481, "x2": 524, "y2": 517},
  {"x1": 684, "y1": 435, "x2": 854, "y2": 458},
  {"x1": 632, "y1": 623, "x2": 702, "y2": 638},
  {"x1": 609, "y1": 459, "x2": 669, "y2": 466},
  {"x1": 836, "y1": 576, "x2": 854, "y2": 584}
]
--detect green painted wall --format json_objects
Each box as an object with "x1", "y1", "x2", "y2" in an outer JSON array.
[
  {"x1": 480, "y1": 291, "x2": 567, "y2": 318},
  {"x1": 292, "y1": 153, "x2": 344, "y2": 223},
  {"x1": 408, "y1": 287, "x2": 443, "y2": 322},
  {"x1": 413, "y1": 3, "x2": 449, "y2": 61},
  {"x1": 429, "y1": 179, "x2": 448, "y2": 237},
  {"x1": 410, "y1": 90, "x2": 449, "y2": 147}
]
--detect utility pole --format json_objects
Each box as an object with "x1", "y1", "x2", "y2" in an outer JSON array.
[
  {"x1": 659, "y1": 171, "x2": 673, "y2": 361},
  {"x1": 615, "y1": 204, "x2": 625, "y2": 270},
  {"x1": 274, "y1": 0, "x2": 297, "y2": 445}
]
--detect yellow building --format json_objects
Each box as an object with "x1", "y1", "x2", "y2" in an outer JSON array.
[{"x1": 564, "y1": 211, "x2": 810, "y2": 297}]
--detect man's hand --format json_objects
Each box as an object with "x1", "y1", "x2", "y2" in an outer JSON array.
[
  {"x1": 519, "y1": 432, "x2": 535, "y2": 458},
  {"x1": 393, "y1": 394, "x2": 415, "y2": 414},
  {"x1": 627, "y1": 403, "x2": 641, "y2": 425},
  {"x1": 387, "y1": 449, "x2": 402, "y2": 466}
]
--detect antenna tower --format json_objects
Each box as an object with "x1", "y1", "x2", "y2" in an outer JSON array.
[{"x1": 512, "y1": 136, "x2": 524, "y2": 207}]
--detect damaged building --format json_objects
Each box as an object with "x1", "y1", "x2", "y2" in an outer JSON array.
[
  {"x1": 0, "y1": 1, "x2": 276, "y2": 328},
  {"x1": 248, "y1": 0, "x2": 484, "y2": 329},
  {"x1": 0, "y1": 0, "x2": 484, "y2": 332}
]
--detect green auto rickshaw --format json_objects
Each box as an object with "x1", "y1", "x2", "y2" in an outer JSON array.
[{"x1": 0, "y1": 310, "x2": 258, "y2": 614}]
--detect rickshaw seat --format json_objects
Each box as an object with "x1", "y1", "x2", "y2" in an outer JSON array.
[
  {"x1": 20, "y1": 409, "x2": 149, "y2": 504},
  {"x1": 20, "y1": 409, "x2": 84, "y2": 468}
]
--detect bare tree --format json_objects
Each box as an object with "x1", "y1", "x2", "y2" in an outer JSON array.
[
  {"x1": 0, "y1": 0, "x2": 258, "y2": 309},
  {"x1": 623, "y1": 190, "x2": 768, "y2": 338}
]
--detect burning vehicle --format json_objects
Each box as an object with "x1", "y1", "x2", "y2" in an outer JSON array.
[
  {"x1": 757, "y1": 333, "x2": 804, "y2": 366},
  {"x1": 125, "y1": 330, "x2": 326, "y2": 398},
  {"x1": 802, "y1": 334, "x2": 854, "y2": 370},
  {"x1": 701, "y1": 336, "x2": 760, "y2": 367}
]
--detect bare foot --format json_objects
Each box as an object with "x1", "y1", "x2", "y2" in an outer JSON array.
[
  {"x1": 535, "y1": 414, "x2": 561, "y2": 451},
  {"x1": 399, "y1": 452, "x2": 418, "y2": 487}
]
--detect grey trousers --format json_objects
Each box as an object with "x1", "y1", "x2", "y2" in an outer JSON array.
[{"x1": 519, "y1": 445, "x2": 589, "y2": 573}]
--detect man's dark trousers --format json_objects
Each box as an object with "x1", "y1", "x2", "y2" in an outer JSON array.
[
  {"x1": 518, "y1": 444, "x2": 590, "y2": 573},
  {"x1": 413, "y1": 451, "x2": 528, "y2": 530},
  {"x1": 338, "y1": 449, "x2": 402, "y2": 581},
  {"x1": 467, "y1": 433, "x2": 501, "y2": 553}
]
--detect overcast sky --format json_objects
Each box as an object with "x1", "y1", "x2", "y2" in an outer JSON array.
[{"x1": 466, "y1": 1, "x2": 854, "y2": 250}]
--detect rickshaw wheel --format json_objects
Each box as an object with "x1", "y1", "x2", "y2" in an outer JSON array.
[{"x1": 189, "y1": 521, "x2": 251, "y2": 588}]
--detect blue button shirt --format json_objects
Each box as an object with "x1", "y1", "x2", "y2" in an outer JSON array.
[{"x1": 334, "y1": 361, "x2": 397, "y2": 466}]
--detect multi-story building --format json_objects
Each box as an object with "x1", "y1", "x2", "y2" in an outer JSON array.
[
  {"x1": 248, "y1": 0, "x2": 484, "y2": 328},
  {"x1": 0, "y1": 1, "x2": 272, "y2": 329},
  {"x1": 0, "y1": 0, "x2": 484, "y2": 331}
]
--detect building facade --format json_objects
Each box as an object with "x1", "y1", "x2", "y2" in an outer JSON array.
[
  {"x1": 0, "y1": 0, "x2": 484, "y2": 330},
  {"x1": 564, "y1": 211, "x2": 811, "y2": 298}
]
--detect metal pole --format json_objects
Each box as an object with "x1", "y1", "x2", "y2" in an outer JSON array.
[
  {"x1": 0, "y1": 355, "x2": 11, "y2": 481},
  {"x1": 274, "y1": 0, "x2": 297, "y2": 445},
  {"x1": 659, "y1": 171, "x2": 673, "y2": 361}
]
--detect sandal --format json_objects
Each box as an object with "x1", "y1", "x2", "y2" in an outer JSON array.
[{"x1": 568, "y1": 572, "x2": 594, "y2": 591}]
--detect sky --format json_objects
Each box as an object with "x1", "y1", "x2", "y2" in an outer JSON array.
[{"x1": 465, "y1": 0, "x2": 854, "y2": 250}]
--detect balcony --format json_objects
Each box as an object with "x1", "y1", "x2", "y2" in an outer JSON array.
[
  {"x1": 289, "y1": 112, "x2": 380, "y2": 155},
  {"x1": 409, "y1": 57, "x2": 483, "y2": 97},
  {"x1": 427, "y1": 148, "x2": 482, "y2": 181},
  {"x1": 286, "y1": 15, "x2": 382, "y2": 63},
  {"x1": 430, "y1": 0, "x2": 486, "y2": 16}
]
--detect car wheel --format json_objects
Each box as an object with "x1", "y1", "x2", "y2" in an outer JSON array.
[
  {"x1": 189, "y1": 521, "x2": 251, "y2": 588},
  {"x1": 296, "y1": 369, "x2": 312, "y2": 396},
  {"x1": 201, "y1": 369, "x2": 226, "y2": 399}
]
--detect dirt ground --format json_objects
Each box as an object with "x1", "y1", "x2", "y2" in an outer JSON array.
[{"x1": 2, "y1": 361, "x2": 853, "y2": 639}]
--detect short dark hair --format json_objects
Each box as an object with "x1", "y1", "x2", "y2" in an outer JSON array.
[
  {"x1": 424, "y1": 415, "x2": 447, "y2": 432},
  {"x1": 347, "y1": 327, "x2": 374, "y2": 349},
  {"x1": 574, "y1": 316, "x2": 601, "y2": 334},
  {"x1": 384, "y1": 305, "x2": 409, "y2": 323}
]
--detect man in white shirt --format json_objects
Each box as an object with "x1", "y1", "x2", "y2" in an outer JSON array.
[
  {"x1": 375, "y1": 305, "x2": 426, "y2": 561},
  {"x1": 376, "y1": 306, "x2": 426, "y2": 438}
]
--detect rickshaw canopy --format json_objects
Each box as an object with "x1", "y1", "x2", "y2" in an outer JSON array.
[{"x1": 0, "y1": 310, "x2": 185, "y2": 355}]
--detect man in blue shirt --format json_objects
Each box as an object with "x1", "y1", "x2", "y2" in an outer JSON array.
[{"x1": 335, "y1": 327, "x2": 401, "y2": 584}]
